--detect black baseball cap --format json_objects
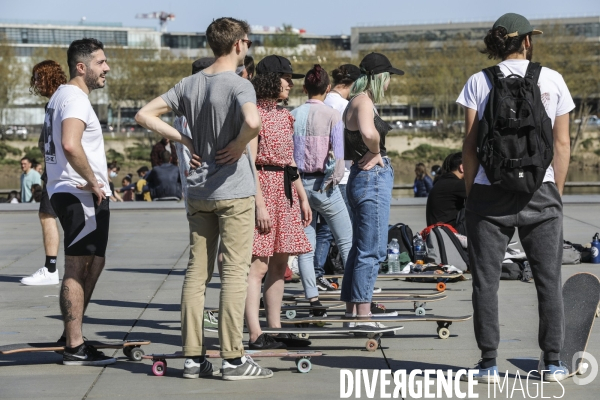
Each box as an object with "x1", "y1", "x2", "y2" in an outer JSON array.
[
  {"x1": 359, "y1": 53, "x2": 404, "y2": 76},
  {"x1": 493, "y1": 13, "x2": 543, "y2": 38},
  {"x1": 256, "y1": 55, "x2": 305, "y2": 79},
  {"x1": 340, "y1": 64, "x2": 361, "y2": 81},
  {"x1": 192, "y1": 57, "x2": 215, "y2": 74}
]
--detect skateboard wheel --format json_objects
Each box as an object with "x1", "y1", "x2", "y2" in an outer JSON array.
[
  {"x1": 295, "y1": 323, "x2": 309, "y2": 328},
  {"x1": 152, "y1": 360, "x2": 166, "y2": 376},
  {"x1": 123, "y1": 346, "x2": 132, "y2": 358},
  {"x1": 436, "y1": 282, "x2": 446, "y2": 292},
  {"x1": 415, "y1": 307, "x2": 426, "y2": 316},
  {"x1": 130, "y1": 347, "x2": 144, "y2": 362},
  {"x1": 366, "y1": 339, "x2": 378, "y2": 352},
  {"x1": 298, "y1": 333, "x2": 310, "y2": 339},
  {"x1": 438, "y1": 327, "x2": 450, "y2": 339},
  {"x1": 331, "y1": 282, "x2": 339, "y2": 289},
  {"x1": 285, "y1": 310, "x2": 297, "y2": 319},
  {"x1": 314, "y1": 321, "x2": 326, "y2": 328},
  {"x1": 297, "y1": 358, "x2": 312, "y2": 373}
]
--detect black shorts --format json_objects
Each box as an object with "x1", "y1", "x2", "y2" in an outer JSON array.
[
  {"x1": 38, "y1": 185, "x2": 57, "y2": 218},
  {"x1": 50, "y1": 192, "x2": 110, "y2": 257}
]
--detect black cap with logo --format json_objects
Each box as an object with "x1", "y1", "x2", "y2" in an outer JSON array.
[
  {"x1": 256, "y1": 55, "x2": 305, "y2": 79},
  {"x1": 359, "y1": 53, "x2": 404, "y2": 76}
]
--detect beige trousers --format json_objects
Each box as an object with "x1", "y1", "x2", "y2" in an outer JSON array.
[{"x1": 181, "y1": 196, "x2": 254, "y2": 359}]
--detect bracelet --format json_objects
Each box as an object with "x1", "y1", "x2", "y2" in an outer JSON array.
[{"x1": 368, "y1": 149, "x2": 380, "y2": 155}]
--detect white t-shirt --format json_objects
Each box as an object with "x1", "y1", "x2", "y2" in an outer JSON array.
[
  {"x1": 324, "y1": 91, "x2": 352, "y2": 185},
  {"x1": 43, "y1": 85, "x2": 111, "y2": 197},
  {"x1": 456, "y1": 59, "x2": 575, "y2": 185}
]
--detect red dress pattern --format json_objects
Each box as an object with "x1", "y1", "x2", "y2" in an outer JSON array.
[{"x1": 252, "y1": 100, "x2": 312, "y2": 257}]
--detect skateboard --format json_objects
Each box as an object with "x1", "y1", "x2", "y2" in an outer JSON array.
[
  {"x1": 0, "y1": 340, "x2": 150, "y2": 361},
  {"x1": 538, "y1": 273, "x2": 600, "y2": 378},
  {"x1": 286, "y1": 291, "x2": 443, "y2": 301},
  {"x1": 292, "y1": 294, "x2": 447, "y2": 316},
  {"x1": 207, "y1": 303, "x2": 346, "y2": 320},
  {"x1": 206, "y1": 325, "x2": 404, "y2": 352},
  {"x1": 324, "y1": 272, "x2": 465, "y2": 292},
  {"x1": 280, "y1": 314, "x2": 472, "y2": 340},
  {"x1": 143, "y1": 349, "x2": 323, "y2": 375}
]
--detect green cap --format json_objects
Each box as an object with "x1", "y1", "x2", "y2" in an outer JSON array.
[{"x1": 492, "y1": 13, "x2": 543, "y2": 38}]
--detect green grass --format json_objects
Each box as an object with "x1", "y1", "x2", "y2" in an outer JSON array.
[{"x1": 400, "y1": 144, "x2": 460, "y2": 161}]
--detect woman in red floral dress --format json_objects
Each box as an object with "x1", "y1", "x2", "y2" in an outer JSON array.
[{"x1": 245, "y1": 56, "x2": 312, "y2": 349}]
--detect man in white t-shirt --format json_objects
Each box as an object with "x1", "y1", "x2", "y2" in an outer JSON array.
[
  {"x1": 457, "y1": 13, "x2": 574, "y2": 383},
  {"x1": 45, "y1": 38, "x2": 115, "y2": 366}
]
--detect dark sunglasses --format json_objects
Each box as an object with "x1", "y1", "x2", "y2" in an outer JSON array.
[{"x1": 240, "y1": 39, "x2": 252, "y2": 49}]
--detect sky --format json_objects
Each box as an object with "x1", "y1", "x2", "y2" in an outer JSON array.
[{"x1": 1, "y1": 0, "x2": 598, "y2": 35}]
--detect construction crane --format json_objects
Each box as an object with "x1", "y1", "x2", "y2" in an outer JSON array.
[{"x1": 135, "y1": 11, "x2": 175, "y2": 32}]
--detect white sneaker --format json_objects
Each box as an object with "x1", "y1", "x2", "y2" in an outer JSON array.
[{"x1": 21, "y1": 267, "x2": 59, "y2": 286}]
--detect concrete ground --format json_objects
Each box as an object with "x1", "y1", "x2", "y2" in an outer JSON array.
[{"x1": 0, "y1": 198, "x2": 599, "y2": 400}]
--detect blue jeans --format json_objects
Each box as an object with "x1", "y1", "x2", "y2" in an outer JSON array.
[
  {"x1": 340, "y1": 158, "x2": 394, "y2": 303},
  {"x1": 297, "y1": 177, "x2": 353, "y2": 299},
  {"x1": 313, "y1": 184, "x2": 352, "y2": 278}
]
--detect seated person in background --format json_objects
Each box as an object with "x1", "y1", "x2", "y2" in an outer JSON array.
[
  {"x1": 135, "y1": 166, "x2": 151, "y2": 201},
  {"x1": 118, "y1": 174, "x2": 135, "y2": 201},
  {"x1": 425, "y1": 152, "x2": 466, "y2": 228},
  {"x1": 31, "y1": 183, "x2": 43, "y2": 203},
  {"x1": 145, "y1": 151, "x2": 181, "y2": 200}
]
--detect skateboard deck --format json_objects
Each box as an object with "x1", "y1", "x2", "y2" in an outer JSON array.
[
  {"x1": 205, "y1": 325, "x2": 404, "y2": 352},
  {"x1": 280, "y1": 314, "x2": 472, "y2": 339},
  {"x1": 0, "y1": 340, "x2": 151, "y2": 361},
  {"x1": 324, "y1": 272, "x2": 465, "y2": 292},
  {"x1": 538, "y1": 273, "x2": 600, "y2": 378},
  {"x1": 286, "y1": 291, "x2": 443, "y2": 300},
  {"x1": 142, "y1": 349, "x2": 323, "y2": 375}
]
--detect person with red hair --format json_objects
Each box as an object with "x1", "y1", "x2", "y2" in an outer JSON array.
[{"x1": 21, "y1": 60, "x2": 67, "y2": 286}]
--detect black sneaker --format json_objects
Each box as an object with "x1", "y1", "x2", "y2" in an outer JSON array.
[
  {"x1": 308, "y1": 300, "x2": 328, "y2": 318},
  {"x1": 272, "y1": 333, "x2": 311, "y2": 347},
  {"x1": 183, "y1": 357, "x2": 220, "y2": 378},
  {"x1": 63, "y1": 343, "x2": 116, "y2": 366},
  {"x1": 370, "y1": 302, "x2": 398, "y2": 317},
  {"x1": 316, "y1": 276, "x2": 340, "y2": 293},
  {"x1": 248, "y1": 333, "x2": 287, "y2": 350}
]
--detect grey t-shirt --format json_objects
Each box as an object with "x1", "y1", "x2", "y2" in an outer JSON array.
[{"x1": 161, "y1": 70, "x2": 256, "y2": 201}]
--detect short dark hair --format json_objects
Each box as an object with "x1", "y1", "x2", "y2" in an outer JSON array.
[
  {"x1": 304, "y1": 64, "x2": 330, "y2": 97},
  {"x1": 481, "y1": 27, "x2": 530, "y2": 60},
  {"x1": 67, "y1": 38, "x2": 104, "y2": 78},
  {"x1": 244, "y1": 56, "x2": 255, "y2": 78},
  {"x1": 123, "y1": 174, "x2": 132, "y2": 183},
  {"x1": 160, "y1": 150, "x2": 171, "y2": 163},
  {"x1": 137, "y1": 166, "x2": 149, "y2": 175},
  {"x1": 206, "y1": 17, "x2": 250, "y2": 57},
  {"x1": 21, "y1": 157, "x2": 31, "y2": 163},
  {"x1": 442, "y1": 152, "x2": 463, "y2": 173},
  {"x1": 252, "y1": 72, "x2": 283, "y2": 101}
]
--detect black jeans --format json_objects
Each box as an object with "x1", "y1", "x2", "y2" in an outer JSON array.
[{"x1": 466, "y1": 182, "x2": 564, "y2": 361}]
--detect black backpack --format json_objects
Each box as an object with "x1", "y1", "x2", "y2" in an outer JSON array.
[
  {"x1": 478, "y1": 62, "x2": 553, "y2": 193},
  {"x1": 388, "y1": 223, "x2": 414, "y2": 261}
]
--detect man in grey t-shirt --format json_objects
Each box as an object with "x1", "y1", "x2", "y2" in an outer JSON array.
[{"x1": 136, "y1": 17, "x2": 271, "y2": 380}]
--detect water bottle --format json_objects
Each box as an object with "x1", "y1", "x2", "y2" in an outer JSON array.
[
  {"x1": 387, "y1": 239, "x2": 401, "y2": 274},
  {"x1": 413, "y1": 233, "x2": 427, "y2": 263},
  {"x1": 592, "y1": 233, "x2": 600, "y2": 264}
]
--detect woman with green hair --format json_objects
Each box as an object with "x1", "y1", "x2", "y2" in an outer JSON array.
[{"x1": 340, "y1": 53, "x2": 404, "y2": 327}]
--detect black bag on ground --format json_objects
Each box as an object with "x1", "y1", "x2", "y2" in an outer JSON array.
[
  {"x1": 424, "y1": 225, "x2": 469, "y2": 271},
  {"x1": 478, "y1": 62, "x2": 553, "y2": 193},
  {"x1": 562, "y1": 240, "x2": 582, "y2": 265},
  {"x1": 323, "y1": 242, "x2": 344, "y2": 275},
  {"x1": 455, "y1": 208, "x2": 467, "y2": 236},
  {"x1": 501, "y1": 260, "x2": 533, "y2": 282},
  {"x1": 388, "y1": 223, "x2": 414, "y2": 261}
]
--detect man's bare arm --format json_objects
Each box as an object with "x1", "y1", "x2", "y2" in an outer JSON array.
[
  {"x1": 552, "y1": 113, "x2": 571, "y2": 196},
  {"x1": 215, "y1": 102, "x2": 261, "y2": 165},
  {"x1": 462, "y1": 107, "x2": 480, "y2": 196},
  {"x1": 135, "y1": 97, "x2": 195, "y2": 155},
  {"x1": 62, "y1": 118, "x2": 105, "y2": 204}
]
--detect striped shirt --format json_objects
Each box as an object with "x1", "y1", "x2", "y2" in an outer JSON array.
[{"x1": 291, "y1": 99, "x2": 345, "y2": 189}]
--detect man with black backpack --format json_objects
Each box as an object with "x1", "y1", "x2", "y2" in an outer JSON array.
[{"x1": 457, "y1": 13, "x2": 574, "y2": 383}]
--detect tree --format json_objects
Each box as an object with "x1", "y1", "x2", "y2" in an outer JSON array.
[{"x1": 0, "y1": 36, "x2": 22, "y2": 128}]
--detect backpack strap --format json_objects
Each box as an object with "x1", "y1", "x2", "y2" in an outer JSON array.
[
  {"x1": 482, "y1": 66, "x2": 504, "y2": 86},
  {"x1": 524, "y1": 62, "x2": 542, "y2": 84}
]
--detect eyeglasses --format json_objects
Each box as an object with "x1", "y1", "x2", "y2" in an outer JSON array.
[{"x1": 240, "y1": 39, "x2": 252, "y2": 49}]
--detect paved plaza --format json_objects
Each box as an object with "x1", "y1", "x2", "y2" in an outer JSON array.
[{"x1": 0, "y1": 198, "x2": 599, "y2": 399}]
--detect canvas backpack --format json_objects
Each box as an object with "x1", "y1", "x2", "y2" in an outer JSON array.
[
  {"x1": 478, "y1": 62, "x2": 553, "y2": 193},
  {"x1": 388, "y1": 223, "x2": 414, "y2": 261},
  {"x1": 562, "y1": 240, "x2": 582, "y2": 265},
  {"x1": 421, "y1": 225, "x2": 469, "y2": 272},
  {"x1": 501, "y1": 260, "x2": 533, "y2": 282}
]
